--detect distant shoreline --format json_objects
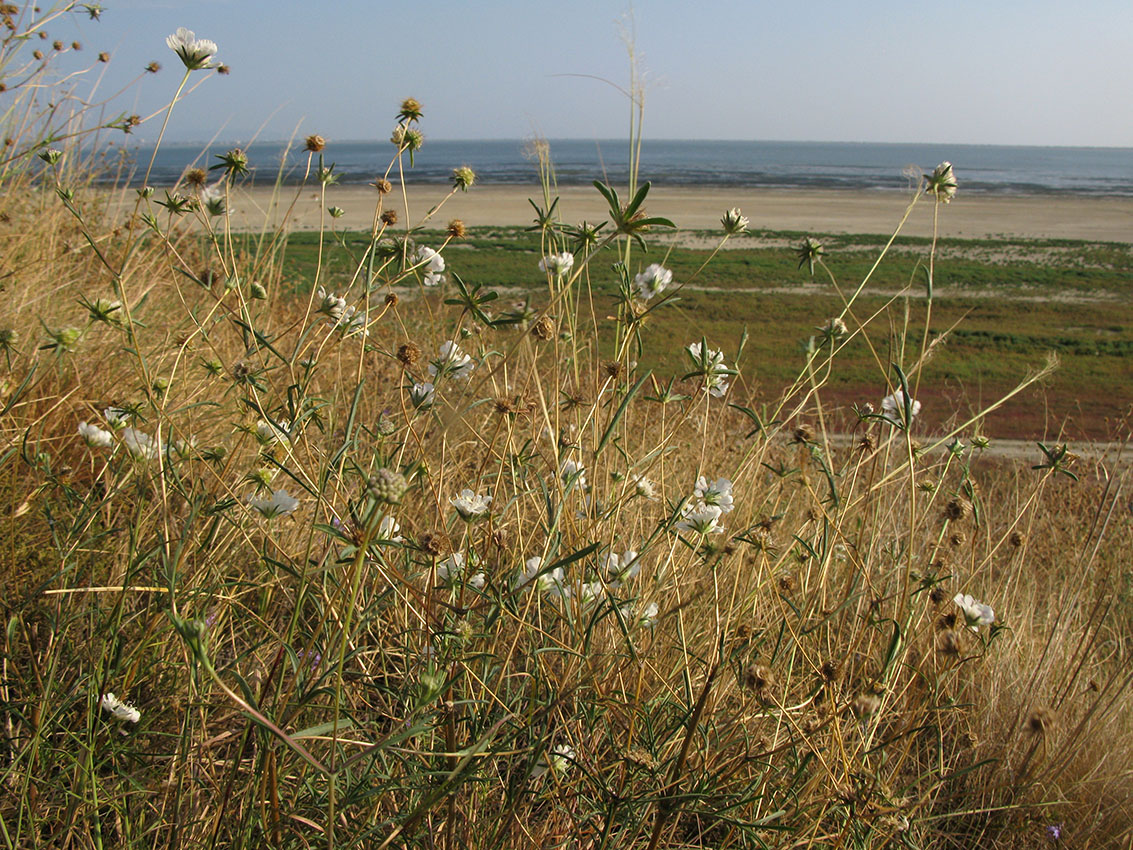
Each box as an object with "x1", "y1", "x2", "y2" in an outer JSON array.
[{"x1": 131, "y1": 184, "x2": 1133, "y2": 243}]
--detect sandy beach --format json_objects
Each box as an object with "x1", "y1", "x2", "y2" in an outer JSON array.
[{"x1": 214, "y1": 184, "x2": 1133, "y2": 242}]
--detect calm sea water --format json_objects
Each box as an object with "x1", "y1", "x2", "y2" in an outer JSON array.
[{"x1": 112, "y1": 139, "x2": 1133, "y2": 195}]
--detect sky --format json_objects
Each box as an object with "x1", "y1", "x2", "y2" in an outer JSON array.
[{"x1": 29, "y1": 0, "x2": 1133, "y2": 147}]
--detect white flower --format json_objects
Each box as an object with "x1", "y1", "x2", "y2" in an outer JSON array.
[
  {"x1": 538, "y1": 252, "x2": 574, "y2": 277},
  {"x1": 100, "y1": 692, "x2": 140, "y2": 724},
  {"x1": 436, "y1": 552, "x2": 465, "y2": 583},
  {"x1": 686, "y1": 341, "x2": 732, "y2": 398},
  {"x1": 428, "y1": 340, "x2": 475, "y2": 381},
  {"x1": 634, "y1": 263, "x2": 672, "y2": 300},
  {"x1": 166, "y1": 27, "x2": 218, "y2": 71},
  {"x1": 316, "y1": 287, "x2": 348, "y2": 323},
  {"x1": 423, "y1": 272, "x2": 445, "y2": 287},
  {"x1": 603, "y1": 549, "x2": 640, "y2": 585},
  {"x1": 103, "y1": 407, "x2": 129, "y2": 428},
  {"x1": 560, "y1": 458, "x2": 587, "y2": 490},
  {"x1": 880, "y1": 390, "x2": 922, "y2": 426},
  {"x1": 247, "y1": 489, "x2": 299, "y2": 519},
  {"x1": 518, "y1": 556, "x2": 564, "y2": 594},
  {"x1": 675, "y1": 502, "x2": 725, "y2": 535},
  {"x1": 257, "y1": 418, "x2": 292, "y2": 443},
  {"x1": 451, "y1": 488, "x2": 491, "y2": 521},
  {"x1": 468, "y1": 572, "x2": 486, "y2": 589},
  {"x1": 416, "y1": 246, "x2": 446, "y2": 273},
  {"x1": 409, "y1": 381, "x2": 435, "y2": 409},
  {"x1": 548, "y1": 743, "x2": 575, "y2": 773},
  {"x1": 79, "y1": 421, "x2": 113, "y2": 448},
  {"x1": 721, "y1": 207, "x2": 749, "y2": 234},
  {"x1": 336, "y1": 305, "x2": 368, "y2": 337},
  {"x1": 820, "y1": 317, "x2": 848, "y2": 336},
  {"x1": 376, "y1": 514, "x2": 403, "y2": 542},
  {"x1": 954, "y1": 593, "x2": 995, "y2": 629},
  {"x1": 926, "y1": 161, "x2": 958, "y2": 203},
  {"x1": 121, "y1": 427, "x2": 160, "y2": 461},
  {"x1": 638, "y1": 601, "x2": 659, "y2": 628},
  {"x1": 630, "y1": 473, "x2": 657, "y2": 500},
  {"x1": 694, "y1": 476, "x2": 734, "y2": 513}
]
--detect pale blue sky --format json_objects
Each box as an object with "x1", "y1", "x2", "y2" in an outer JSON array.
[{"x1": 41, "y1": 0, "x2": 1133, "y2": 146}]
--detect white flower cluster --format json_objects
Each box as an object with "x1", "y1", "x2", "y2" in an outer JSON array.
[
  {"x1": 674, "y1": 476, "x2": 734, "y2": 536},
  {"x1": 538, "y1": 252, "x2": 574, "y2": 277},
  {"x1": 428, "y1": 340, "x2": 475, "y2": 381},
  {"x1": 78, "y1": 410, "x2": 163, "y2": 462},
  {"x1": 880, "y1": 390, "x2": 922, "y2": 426},
  {"x1": 451, "y1": 488, "x2": 491, "y2": 521},
  {"x1": 247, "y1": 489, "x2": 299, "y2": 519},
  {"x1": 416, "y1": 247, "x2": 446, "y2": 286},
  {"x1": 634, "y1": 263, "x2": 672, "y2": 300},
  {"x1": 686, "y1": 341, "x2": 732, "y2": 398},
  {"x1": 436, "y1": 551, "x2": 485, "y2": 589},
  {"x1": 100, "y1": 692, "x2": 140, "y2": 724},
  {"x1": 166, "y1": 27, "x2": 217, "y2": 71},
  {"x1": 954, "y1": 593, "x2": 995, "y2": 630}
]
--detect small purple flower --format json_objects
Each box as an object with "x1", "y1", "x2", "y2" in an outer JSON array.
[{"x1": 1046, "y1": 824, "x2": 1062, "y2": 842}]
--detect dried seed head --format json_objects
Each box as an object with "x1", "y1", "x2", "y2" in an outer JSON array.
[
  {"x1": 33, "y1": 49, "x2": 43, "y2": 60},
  {"x1": 396, "y1": 342, "x2": 420, "y2": 367},
  {"x1": 216, "y1": 64, "x2": 230, "y2": 75},
  {"x1": 819, "y1": 660, "x2": 840, "y2": 683},
  {"x1": 777, "y1": 572, "x2": 797, "y2": 594},
  {"x1": 792, "y1": 423, "x2": 815, "y2": 444},
  {"x1": 53, "y1": 40, "x2": 63, "y2": 50},
  {"x1": 929, "y1": 586, "x2": 947, "y2": 605},
  {"x1": 184, "y1": 167, "x2": 208, "y2": 188},
  {"x1": 857, "y1": 433, "x2": 876, "y2": 452},
  {"x1": 852, "y1": 694, "x2": 881, "y2": 719},
  {"x1": 383, "y1": 292, "x2": 399, "y2": 307},
  {"x1": 145, "y1": 60, "x2": 161, "y2": 72},
  {"x1": 1009, "y1": 530, "x2": 1026, "y2": 548},
  {"x1": 602, "y1": 360, "x2": 623, "y2": 380},
  {"x1": 373, "y1": 178, "x2": 392, "y2": 195},
  {"x1": 71, "y1": 41, "x2": 80, "y2": 50},
  {"x1": 531, "y1": 315, "x2": 555, "y2": 341},
  {"x1": 936, "y1": 628, "x2": 964, "y2": 656},
  {"x1": 1026, "y1": 707, "x2": 1056, "y2": 736},
  {"x1": 418, "y1": 532, "x2": 444, "y2": 557},
  {"x1": 944, "y1": 498, "x2": 971, "y2": 522},
  {"x1": 936, "y1": 612, "x2": 958, "y2": 631},
  {"x1": 380, "y1": 209, "x2": 398, "y2": 226},
  {"x1": 398, "y1": 97, "x2": 423, "y2": 122},
  {"x1": 447, "y1": 219, "x2": 466, "y2": 239},
  {"x1": 743, "y1": 664, "x2": 776, "y2": 700},
  {"x1": 304, "y1": 134, "x2": 326, "y2": 153},
  {"x1": 949, "y1": 531, "x2": 966, "y2": 548},
  {"x1": 98, "y1": 51, "x2": 109, "y2": 62}
]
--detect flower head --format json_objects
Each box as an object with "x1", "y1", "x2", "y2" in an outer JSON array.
[
  {"x1": 451, "y1": 165, "x2": 476, "y2": 192},
  {"x1": 316, "y1": 287, "x2": 347, "y2": 323},
  {"x1": 247, "y1": 489, "x2": 299, "y2": 519},
  {"x1": 560, "y1": 458, "x2": 587, "y2": 490},
  {"x1": 428, "y1": 340, "x2": 475, "y2": 381},
  {"x1": 880, "y1": 390, "x2": 922, "y2": 427},
  {"x1": 630, "y1": 473, "x2": 657, "y2": 500},
  {"x1": 79, "y1": 421, "x2": 113, "y2": 448},
  {"x1": 121, "y1": 427, "x2": 160, "y2": 461},
  {"x1": 103, "y1": 407, "x2": 129, "y2": 428},
  {"x1": 100, "y1": 692, "x2": 140, "y2": 724},
  {"x1": 451, "y1": 488, "x2": 491, "y2": 521},
  {"x1": 954, "y1": 593, "x2": 995, "y2": 629},
  {"x1": 634, "y1": 263, "x2": 672, "y2": 300},
  {"x1": 694, "y1": 476, "x2": 734, "y2": 513},
  {"x1": 538, "y1": 252, "x2": 574, "y2": 277},
  {"x1": 256, "y1": 418, "x2": 292, "y2": 444},
  {"x1": 409, "y1": 381, "x2": 435, "y2": 409},
  {"x1": 686, "y1": 341, "x2": 732, "y2": 398},
  {"x1": 675, "y1": 502, "x2": 725, "y2": 535},
  {"x1": 166, "y1": 27, "x2": 217, "y2": 71},
  {"x1": 796, "y1": 236, "x2": 824, "y2": 276},
  {"x1": 603, "y1": 549, "x2": 640, "y2": 585},
  {"x1": 721, "y1": 207, "x2": 749, "y2": 235},
  {"x1": 415, "y1": 246, "x2": 445, "y2": 274},
  {"x1": 518, "y1": 556, "x2": 564, "y2": 594},
  {"x1": 925, "y1": 161, "x2": 958, "y2": 203}
]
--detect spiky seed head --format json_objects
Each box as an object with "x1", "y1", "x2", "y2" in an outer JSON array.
[
  {"x1": 183, "y1": 167, "x2": 207, "y2": 188},
  {"x1": 384, "y1": 292, "x2": 399, "y2": 307},
  {"x1": 373, "y1": 178, "x2": 392, "y2": 195},
  {"x1": 98, "y1": 51, "x2": 109, "y2": 62},
  {"x1": 793, "y1": 423, "x2": 815, "y2": 444},
  {"x1": 1027, "y1": 707, "x2": 1056, "y2": 735},
  {"x1": 447, "y1": 219, "x2": 466, "y2": 239},
  {"x1": 451, "y1": 165, "x2": 476, "y2": 191},
  {"x1": 145, "y1": 60, "x2": 161, "y2": 72},
  {"x1": 1009, "y1": 531, "x2": 1026, "y2": 548},
  {"x1": 944, "y1": 498, "x2": 971, "y2": 522},
  {"x1": 418, "y1": 532, "x2": 444, "y2": 557},
  {"x1": 398, "y1": 97, "x2": 423, "y2": 122},
  {"x1": 304, "y1": 134, "x2": 326, "y2": 153},
  {"x1": 531, "y1": 315, "x2": 555, "y2": 341},
  {"x1": 396, "y1": 342, "x2": 420, "y2": 366},
  {"x1": 380, "y1": 209, "x2": 398, "y2": 226}
]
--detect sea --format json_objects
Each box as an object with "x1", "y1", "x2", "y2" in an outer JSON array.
[{"x1": 108, "y1": 139, "x2": 1133, "y2": 196}]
